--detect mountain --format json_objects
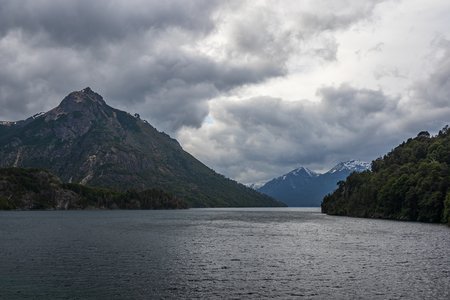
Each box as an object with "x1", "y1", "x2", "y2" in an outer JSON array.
[
  {"x1": 322, "y1": 128, "x2": 450, "y2": 225},
  {"x1": 327, "y1": 160, "x2": 371, "y2": 173},
  {"x1": 258, "y1": 160, "x2": 370, "y2": 207},
  {"x1": 0, "y1": 167, "x2": 187, "y2": 210},
  {"x1": 0, "y1": 88, "x2": 283, "y2": 208}
]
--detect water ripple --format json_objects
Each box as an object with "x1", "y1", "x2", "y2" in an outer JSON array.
[{"x1": 0, "y1": 208, "x2": 449, "y2": 299}]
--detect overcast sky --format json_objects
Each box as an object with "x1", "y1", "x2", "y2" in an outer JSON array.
[{"x1": 0, "y1": 0, "x2": 449, "y2": 184}]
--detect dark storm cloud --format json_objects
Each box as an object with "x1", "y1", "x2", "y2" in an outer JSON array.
[
  {"x1": 224, "y1": 84, "x2": 399, "y2": 163},
  {"x1": 6, "y1": 0, "x2": 445, "y2": 185},
  {"x1": 0, "y1": 0, "x2": 389, "y2": 132},
  {"x1": 101, "y1": 48, "x2": 283, "y2": 131},
  {"x1": 0, "y1": 0, "x2": 219, "y2": 46},
  {"x1": 0, "y1": 0, "x2": 289, "y2": 130}
]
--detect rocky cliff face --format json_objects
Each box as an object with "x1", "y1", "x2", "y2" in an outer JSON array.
[{"x1": 0, "y1": 88, "x2": 282, "y2": 207}]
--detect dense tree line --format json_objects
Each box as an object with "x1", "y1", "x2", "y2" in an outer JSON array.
[
  {"x1": 63, "y1": 183, "x2": 188, "y2": 209},
  {"x1": 0, "y1": 168, "x2": 187, "y2": 210},
  {"x1": 322, "y1": 126, "x2": 450, "y2": 225}
]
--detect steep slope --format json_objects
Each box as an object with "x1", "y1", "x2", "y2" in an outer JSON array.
[
  {"x1": 258, "y1": 160, "x2": 370, "y2": 207},
  {"x1": 0, "y1": 88, "x2": 283, "y2": 207},
  {"x1": 322, "y1": 128, "x2": 450, "y2": 225}
]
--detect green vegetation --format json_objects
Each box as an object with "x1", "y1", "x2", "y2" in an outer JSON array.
[
  {"x1": 0, "y1": 168, "x2": 187, "y2": 210},
  {"x1": 0, "y1": 89, "x2": 283, "y2": 208},
  {"x1": 322, "y1": 126, "x2": 450, "y2": 225}
]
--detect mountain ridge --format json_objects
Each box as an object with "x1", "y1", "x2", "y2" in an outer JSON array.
[
  {"x1": 328, "y1": 160, "x2": 371, "y2": 173},
  {"x1": 0, "y1": 88, "x2": 284, "y2": 208},
  {"x1": 258, "y1": 160, "x2": 370, "y2": 207}
]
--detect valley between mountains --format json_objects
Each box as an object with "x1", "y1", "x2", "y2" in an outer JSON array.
[
  {"x1": 257, "y1": 160, "x2": 370, "y2": 207},
  {"x1": 1, "y1": 88, "x2": 448, "y2": 225}
]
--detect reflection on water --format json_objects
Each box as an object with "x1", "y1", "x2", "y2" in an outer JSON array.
[{"x1": 1, "y1": 208, "x2": 449, "y2": 299}]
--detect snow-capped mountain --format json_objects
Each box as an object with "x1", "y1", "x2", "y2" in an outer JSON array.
[
  {"x1": 290, "y1": 166, "x2": 319, "y2": 178},
  {"x1": 276, "y1": 166, "x2": 319, "y2": 181},
  {"x1": 327, "y1": 160, "x2": 371, "y2": 174},
  {"x1": 259, "y1": 166, "x2": 318, "y2": 194},
  {"x1": 257, "y1": 160, "x2": 371, "y2": 207}
]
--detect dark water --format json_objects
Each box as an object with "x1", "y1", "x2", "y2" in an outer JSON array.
[{"x1": 1, "y1": 208, "x2": 449, "y2": 299}]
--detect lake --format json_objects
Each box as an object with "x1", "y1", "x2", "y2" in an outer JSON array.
[{"x1": 1, "y1": 208, "x2": 449, "y2": 299}]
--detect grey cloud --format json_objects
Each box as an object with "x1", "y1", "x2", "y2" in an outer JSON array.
[
  {"x1": 312, "y1": 37, "x2": 339, "y2": 61},
  {"x1": 229, "y1": 10, "x2": 295, "y2": 64},
  {"x1": 0, "y1": 0, "x2": 282, "y2": 131},
  {"x1": 413, "y1": 38, "x2": 450, "y2": 108},
  {"x1": 0, "y1": 32, "x2": 90, "y2": 118},
  {"x1": 388, "y1": 38, "x2": 450, "y2": 136},
  {"x1": 318, "y1": 85, "x2": 395, "y2": 117},
  {"x1": 0, "y1": 0, "x2": 388, "y2": 132},
  {"x1": 203, "y1": 56, "x2": 450, "y2": 184},
  {"x1": 368, "y1": 42, "x2": 385, "y2": 53},
  {"x1": 180, "y1": 84, "x2": 403, "y2": 184},
  {"x1": 101, "y1": 48, "x2": 284, "y2": 131},
  {"x1": 0, "y1": 0, "x2": 447, "y2": 187},
  {"x1": 0, "y1": 0, "x2": 219, "y2": 47},
  {"x1": 224, "y1": 0, "x2": 388, "y2": 68},
  {"x1": 299, "y1": 1, "x2": 385, "y2": 33},
  {"x1": 373, "y1": 67, "x2": 407, "y2": 80},
  {"x1": 0, "y1": 0, "x2": 294, "y2": 131},
  {"x1": 179, "y1": 76, "x2": 449, "y2": 184},
  {"x1": 141, "y1": 81, "x2": 215, "y2": 131}
]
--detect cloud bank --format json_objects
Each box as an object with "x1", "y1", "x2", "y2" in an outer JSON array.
[{"x1": 0, "y1": 0, "x2": 449, "y2": 183}]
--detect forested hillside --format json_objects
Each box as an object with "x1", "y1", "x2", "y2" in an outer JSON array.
[
  {"x1": 322, "y1": 126, "x2": 450, "y2": 224},
  {"x1": 0, "y1": 88, "x2": 283, "y2": 208},
  {"x1": 0, "y1": 168, "x2": 187, "y2": 210}
]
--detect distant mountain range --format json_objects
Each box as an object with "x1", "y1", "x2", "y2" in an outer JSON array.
[
  {"x1": 0, "y1": 87, "x2": 283, "y2": 208},
  {"x1": 258, "y1": 160, "x2": 371, "y2": 207}
]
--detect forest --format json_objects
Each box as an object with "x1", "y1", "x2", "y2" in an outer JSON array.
[
  {"x1": 0, "y1": 168, "x2": 187, "y2": 210},
  {"x1": 322, "y1": 126, "x2": 450, "y2": 225}
]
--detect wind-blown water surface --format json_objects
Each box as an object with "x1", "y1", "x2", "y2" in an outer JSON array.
[{"x1": 1, "y1": 208, "x2": 449, "y2": 299}]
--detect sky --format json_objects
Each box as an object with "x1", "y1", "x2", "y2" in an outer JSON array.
[{"x1": 0, "y1": 0, "x2": 449, "y2": 185}]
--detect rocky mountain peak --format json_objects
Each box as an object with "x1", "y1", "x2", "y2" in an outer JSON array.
[
  {"x1": 39, "y1": 87, "x2": 116, "y2": 140},
  {"x1": 44, "y1": 87, "x2": 109, "y2": 123},
  {"x1": 0, "y1": 88, "x2": 283, "y2": 208},
  {"x1": 58, "y1": 87, "x2": 106, "y2": 111}
]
